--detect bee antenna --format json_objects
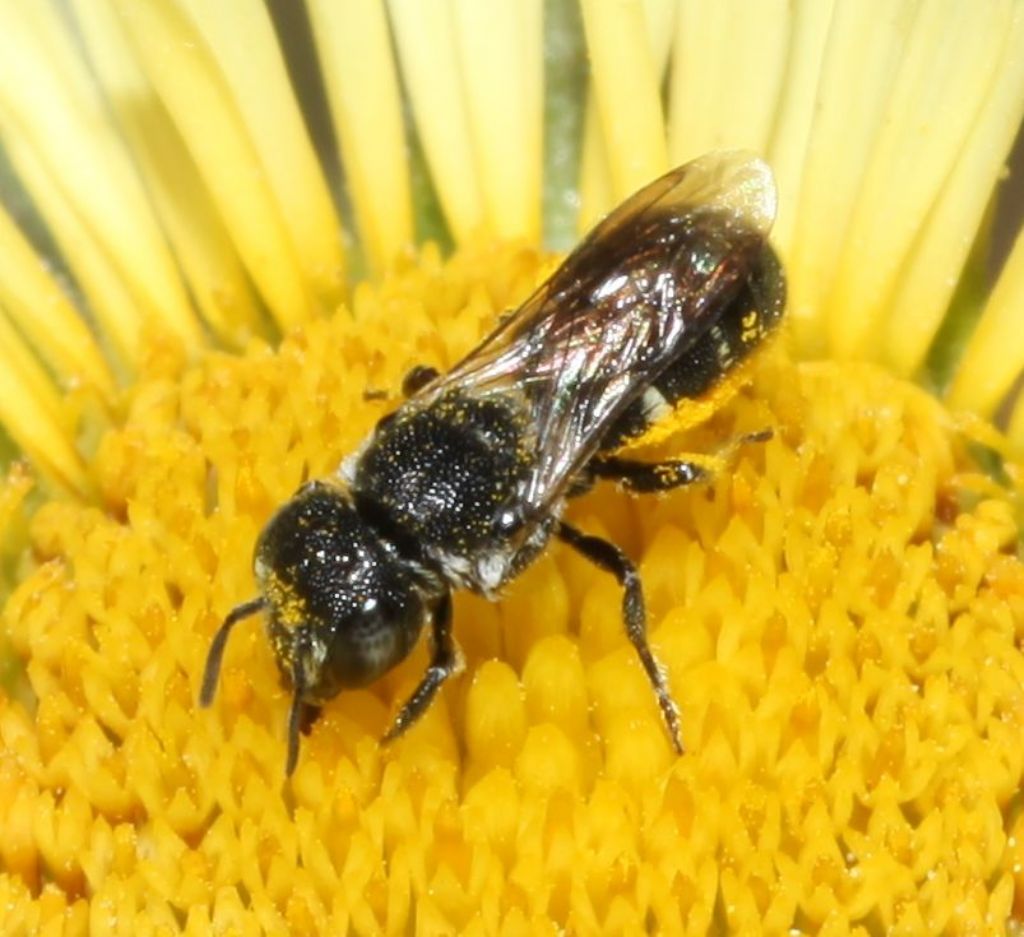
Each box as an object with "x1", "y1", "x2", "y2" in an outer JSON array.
[
  {"x1": 285, "y1": 657, "x2": 307, "y2": 777},
  {"x1": 200, "y1": 597, "x2": 267, "y2": 707}
]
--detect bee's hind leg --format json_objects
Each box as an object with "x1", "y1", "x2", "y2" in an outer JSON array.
[
  {"x1": 589, "y1": 455, "x2": 709, "y2": 493},
  {"x1": 382, "y1": 593, "x2": 460, "y2": 743},
  {"x1": 590, "y1": 429, "x2": 773, "y2": 493},
  {"x1": 555, "y1": 520, "x2": 683, "y2": 754}
]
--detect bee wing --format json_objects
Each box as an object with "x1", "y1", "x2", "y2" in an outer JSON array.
[{"x1": 422, "y1": 151, "x2": 778, "y2": 518}]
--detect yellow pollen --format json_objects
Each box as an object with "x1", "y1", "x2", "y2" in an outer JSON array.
[{"x1": 265, "y1": 573, "x2": 306, "y2": 632}]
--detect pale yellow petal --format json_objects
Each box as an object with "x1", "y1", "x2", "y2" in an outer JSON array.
[
  {"x1": 642, "y1": 0, "x2": 677, "y2": 69},
  {"x1": 667, "y1": 0, "x2": 788, "y2": 164},
  {"x1": 114, "y1": 0, "x2": 313, "y2": 330},
  {"x1": 579, "y1": 0, "x2": 668, "y2": 202},
  {"x1": 388, "y1": 0, "x2": 488, "y2": 242},
  {"x1": 0, "y1": 2, "x2": 201, "y2": 348},
  {"x1": 0, "y1": 305, "x2": 87, "y2": 495},
  {"x1": 178, "y1": 0, "x2": 346, "y2": 309},
  {"x1": 0, "y1": 206, "x2": 114, "y2": 397},
  {"x1": 576, "y1": 94, "x2": 614, "y2": 233},
  {"x1": 825, "y1": 0, "x2": 1015, "y2": 362},
  {"x1": 3, "y1": 130, "x2": 150, "y2": 369},
  {"x1": 766, "y1": 0, "x2": 835, "y2": 253},
  {"x1": 307, "y1": 0, "x2": 413, "y2": 274},
  {"x1": 785, "y1": 0, "x2": 920, "y2": 355},
  {"x1": 69, "y1": 0, "x2": 265, "y2": 344},
  {"x1": 578, "y1": 0, "x2": 674, "y2": 232},
  {"x1": 883, "y1": 1, "x2": 1024, "y2": 377},
  {"x1": 947, "y1": 224, "x2": 1024, "y2": 420},
  {"x1": 452, "y1": 0, "x2": 544, "y2": 242}
]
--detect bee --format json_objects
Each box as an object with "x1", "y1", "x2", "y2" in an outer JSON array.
[{"x1": 200, "y1": 151, "x2": 786, "y2": 774}]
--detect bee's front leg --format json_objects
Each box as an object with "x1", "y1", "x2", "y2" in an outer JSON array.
[{"x1": 382, "y1": 592, "x2": 460, "y2": 743}]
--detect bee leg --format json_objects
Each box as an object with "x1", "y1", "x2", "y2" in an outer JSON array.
[
  {"x1": 285, "y1": 659, "x2": 311, "y2": 776},
  {"x1": 591, "y1": 429, "x2": 772, "y2": 493},
  {"x1": 590, "y1": 455, "x2": 709, "y2": 493},
  {"x1": 282, "y1": 653, "x2": 327, "y2": 775},
  {"x1": 556, "y1": 521, "x2": 683, "y2": 754},
  {"x1": 382, "y1": 592, "x2": 458, "y2": 743},
  {"x1": 401, "y1": 364, "x2": 440, "y2": 397}
]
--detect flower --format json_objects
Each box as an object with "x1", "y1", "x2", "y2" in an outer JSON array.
[{"x1": 1, "y1": 1, "x2": 1024, "y2": 934}]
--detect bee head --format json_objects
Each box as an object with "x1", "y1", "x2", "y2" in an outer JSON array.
[{"x1": 201, "y1": 479, "x2": 429, "y2": 773}]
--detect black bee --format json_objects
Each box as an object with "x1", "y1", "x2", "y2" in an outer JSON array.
[{"x1": 200, "y1": 151, "x2": 786, "y2": 774}]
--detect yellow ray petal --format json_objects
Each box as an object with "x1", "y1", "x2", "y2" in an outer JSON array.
[
  {"x1": 388, "y1": 0, "x2": 487, "y2": 243},
  {"x1": 114, "y1": 0, "x2": 313, "y2": 330},
  {"x1": 785, "y1": 0, "x2": 920, "y2": 355},
  {"x1": 0, "y1": 306, "x2": 87, "y2": 495},
  {"x1": 69, "y1": 0, "x2": 264, "y2": 344},
  {"x1": 825, "y1": 0, "x2": 1016, "y2": 363},
  {"x1": 579, "y1": 0, "x2": 668, "y2": 202},
  {"x1": 0, "y1": 206, "x2": 114, "y2": 398},
  {"x1": 178, "y1": 0, "x2": 346, "y2": 310},
  {"x1": 452, "y1": 0, "x2": 544, "y2": 242},
  {"x1": 577, "y1": 93, "x2": 613, "y2": 234},
  {"x1": 667, "y1": 0, "x2": 788, "y2": 164},
  {"x1": 578, "y1": 0, "x2": 674, "y2": 232},
  {"x1": 883, "y1": 1, "x2": 1024, "y2": 378},
  {"x1": 766, "y1": 0, "x2": 835, "y2": 254},
  {"x1": 307, "y1": 0, "x2": 413, "y2": 275},
  {"x1": 947, "y1": 224, "x2": 1024, "y2": 421},
  {"x1": 0, "y1": 2, "x2": 201, "y2": 348},
  {"x1": 0, "y1": 462, "x2": 32, "y2": 551},
  {"x1": 3, "y1": 130, "x2": 151, "y2": 369},
  {"x1": 642, "y1": 0, "x2": 677, "y2": 70}
]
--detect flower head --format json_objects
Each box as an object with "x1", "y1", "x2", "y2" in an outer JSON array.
[{"x1": 1, "y1": 2, "x2": 1024, "y2": 933}]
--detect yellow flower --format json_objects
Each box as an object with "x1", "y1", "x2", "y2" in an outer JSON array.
[{"x1": 2, "y1": 1, "x2": 1024, "y2": 934}]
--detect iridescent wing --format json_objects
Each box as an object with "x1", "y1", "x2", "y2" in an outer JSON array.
[{"x1": 415, "y1": 151, "x2": 778, "y2": 520}]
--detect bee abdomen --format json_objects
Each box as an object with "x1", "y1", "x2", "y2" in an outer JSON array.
[{"x1": 601, "y1": 243, "x2": 785, "y2": 451}]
